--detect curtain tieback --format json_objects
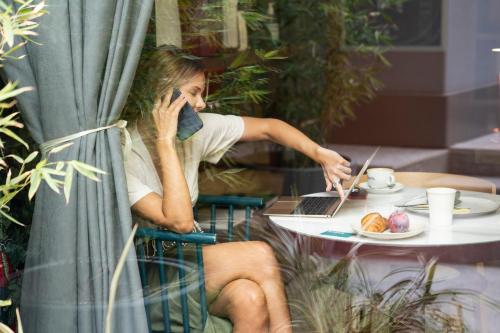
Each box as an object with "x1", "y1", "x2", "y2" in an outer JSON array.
[{"x1": 40, "y1": 120, "x2": 132, "y2": 158}]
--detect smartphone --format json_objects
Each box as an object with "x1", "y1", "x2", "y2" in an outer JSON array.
[{"x1": 170, "y1": 88, "x2": 204, "y2": 141}]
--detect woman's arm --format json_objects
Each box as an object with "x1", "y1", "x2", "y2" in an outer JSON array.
[
  {"x1": 239, "y1": 117, "x2": 351, "y2": 195},
  {"x1": 131, "y1": 93, "x2": 195, "y2": 233}
]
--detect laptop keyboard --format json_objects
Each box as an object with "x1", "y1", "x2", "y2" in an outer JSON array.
[{"x1": 292, "y1": 197, "x2": 338, "y2": 215}]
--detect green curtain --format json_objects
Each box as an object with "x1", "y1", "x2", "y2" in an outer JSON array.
[{"x1": 2, "y1": 0, "x2": 153, "y2": 332}]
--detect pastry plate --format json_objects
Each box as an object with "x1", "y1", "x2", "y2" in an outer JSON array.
[
  {"x1": 351, "y1": 220, "x2": 426, "y2": 240},
  {"x1": 405, "y1": 196, "x2": 500, "y2": 217},
  {"x1": 359, "y1": 182, "x2": 404, "y2": 194}
]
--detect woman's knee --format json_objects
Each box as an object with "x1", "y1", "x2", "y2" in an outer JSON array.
[{"x1": 228, "y1": 279, "x2": 268, "y2": 319}]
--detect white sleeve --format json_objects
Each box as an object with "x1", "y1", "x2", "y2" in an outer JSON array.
[
  {"x1": 124, "y1": 152, "x2": 154, "y2": 207},
  {"x1": 125, "y1": 172, "x2": 154, "y2": 207},
  {"x1": 199, "y1": 113, "x2": 245, "y2": 164}
]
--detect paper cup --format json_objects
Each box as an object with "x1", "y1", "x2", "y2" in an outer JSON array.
[{"x1": 427, "y1": 187, "x2": 457, "y2": 229}]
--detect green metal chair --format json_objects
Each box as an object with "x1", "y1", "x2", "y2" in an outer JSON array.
[
  {"x1": 194, "y1": 195, "x2": 264, "y2": 241},
  {"x1": 135, "y1": 195, "x2": 264, "y2": 333}
]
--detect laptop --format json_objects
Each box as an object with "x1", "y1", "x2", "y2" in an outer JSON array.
[{"x1": 264, "y1": 147, "x2": 380, "y2": 218}]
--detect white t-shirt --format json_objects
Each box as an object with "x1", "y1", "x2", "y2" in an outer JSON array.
[{"x1": 124, "y1": 113, "x2": 244, "y2": 222}]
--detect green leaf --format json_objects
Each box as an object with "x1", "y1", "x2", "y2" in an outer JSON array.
[
  {"x1": 0, "y1": 111, "x2": 20, "y2": 126},
  {"x1": 8, "y1": 171, "x2": 30, "y2": 186},
  {"x1": 63, "y1": 164, "x2": 74, "y2": 203},
  {"x1": 55, "y1": 161, "x2": 64, "y2": 171},
  {"x1": 6, "y1": 169, "x2": 12, "y2": 184},
  {"x1": 41, "y1": 167, "x2": 65, "y2": 176},
  {"x1": 6, "y1": 154, "x2": 24, "y2": 164},
  {"x1": 23, "y1": 151, "x2": 38, "y2": 164},
  {"x1": 48, "y1": 142, "x2": 74, "y2": 154},
  {"x1": 35, "y1": 159, "x2": 47, "y2": 169},
  {"x1": 28, "y1": 170, "x2": 41, "y2": 200},
  {"x1": 0, "y1": 127, "x2": 29, "y2": 149},
  {"x1": 0, "y1": 209, "x2": 26, "y2": 227},
  {"x1": 2, "y1": 15, "x2": 15, "y2": 47},
  {"x1": 0, "y1": 100, "x2": 17, "y2": 109},
  {"x1": 70, "y1": 161, "x2": 101, "y2": 182},
  {"x1": 72, "y1": 161, "x2": 106, "y2": 175},
  {"x1": 229, "y1": 52, "x2": 249, "y2": 69},
  {"x1": 41, "y1": 171, "x2": 60, "y2": 194},
  {"x1": 0, "y1": 85, "x2": 33, "y2": 102}
]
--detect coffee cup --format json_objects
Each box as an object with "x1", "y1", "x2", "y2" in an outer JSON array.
[
  {"x1": 427, "y1": 187, "x2": 456, "y2": 229},
  {"x1": 367, "y1": 168, "x2": 396, "y2": 189}
]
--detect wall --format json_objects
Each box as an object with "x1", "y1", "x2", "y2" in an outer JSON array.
[{"x1": 329, "y1": 0, "x2": 500, "y2": 148}]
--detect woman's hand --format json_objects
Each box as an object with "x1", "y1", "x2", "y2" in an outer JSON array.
[
  {"x1": 152, "y1": 89, "x2": 188, "y2": 146},
  {"x1": 315, "y1": 146, "x2": 352, "y2": 198}
]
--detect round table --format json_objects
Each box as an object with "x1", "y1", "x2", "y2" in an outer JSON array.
[
  {"x1": 268, "y1": 188, "x2": 500, "y2": 331},
  {"x1": 268, "y1": 187, "x2": 500, "y2": 247}
]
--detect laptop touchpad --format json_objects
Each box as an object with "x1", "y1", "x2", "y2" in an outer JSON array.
[{"x1": 265, "y1": 200, "x2": 300, "y2": 215}]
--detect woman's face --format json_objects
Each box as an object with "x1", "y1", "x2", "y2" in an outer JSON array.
[{"x1": 179, "y1": 72, "x2": 206, "y2": 112}]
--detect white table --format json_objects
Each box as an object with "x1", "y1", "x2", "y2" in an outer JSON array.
[
  {"x1": 269, "y1": 188, "x2": 500, "y2": 331},
  {"x1": 269, "y1": 187, "x2": 500, "y2": 247}
]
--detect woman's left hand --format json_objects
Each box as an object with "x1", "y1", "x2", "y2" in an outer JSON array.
[{"x1": 315, "y1": 147, "x2": 352, "y2": 198}]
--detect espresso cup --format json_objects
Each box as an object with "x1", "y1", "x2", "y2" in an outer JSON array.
[{"x1": 367, "y1": 168, "x2": 396, "y2": 189}]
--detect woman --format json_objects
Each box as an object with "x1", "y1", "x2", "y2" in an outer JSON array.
[{"x1": 123, "y1": 47, "x2": 351, "y2": 333}]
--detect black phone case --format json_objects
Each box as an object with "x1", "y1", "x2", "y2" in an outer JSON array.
[{"x1": 170, "y1": 89, "x2": 204, "y2": 141}]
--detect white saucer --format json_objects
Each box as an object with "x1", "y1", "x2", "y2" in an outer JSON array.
[
  {"x1": 405, "y1": 196, "x2": 500, "y2": 217},
  {"x1": 359, "y1": 182, "x2": 404, "y2": 194},
  {"x1": 351, "y1": 219, "x2": 426, "y2": 240}
]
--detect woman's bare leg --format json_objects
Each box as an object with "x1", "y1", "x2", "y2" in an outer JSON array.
[
  {"x1": 203, "y1": 241, "x2": 292, "y2": 333},
  {"x1": 209, "y1": 279, "x2": 269, "y2": 332}
]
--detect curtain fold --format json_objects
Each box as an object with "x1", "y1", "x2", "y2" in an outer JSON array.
[{"x1": 1, "y1": 0, "x2": 154, "y2": 332}]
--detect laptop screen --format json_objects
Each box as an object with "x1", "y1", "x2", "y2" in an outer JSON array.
[{"x1": 331, "y1": 146, "x2": 380, "y2": 217}]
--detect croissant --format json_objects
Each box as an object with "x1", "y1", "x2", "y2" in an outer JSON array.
[{"x1": 361, "y1": 213, "x2": 388, "y2": 233}]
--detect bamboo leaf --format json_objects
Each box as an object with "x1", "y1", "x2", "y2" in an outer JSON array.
[
  {"x1": 16, "y1": 308, "x2": 23, "y2": 333},
  {"x1": 72, "y1": 161, "x2": 106, "y2": 175},
  {"x1": 41, "y1": 172, "x2": 60, "y2": 194},
  {"x1": 6, "y1": 154, "x2": 24, "y2": 164},
  {"x1": 0, "y1": 111, "x2": 20, "y2": 126},
  {"x1": 0, "y1": 86, "x2": 33, "y2": 102},
  {"x1": 63, "y1": 164, "x2": 73, "y2": 203},
  {"x1": 48, "y1": 142, "x2": 74, "y2": 154},
  {"x1": 0, "y1": 299, "x2": 12, "y2": 307},
  {"x1": 41, "y1": 167, "x2": 66, "y2": 177},
  {"x1": 70, "y1": 161, "x2": 101, "y2": 182},
  {"x1": 105, "y1": 224, "x2": 138, "y2": 333},
  {"x1": 23, "y1": 151, "x2": 38, "y2": 163},
  {"x1": 8, "y1": 171, "x2": 30, "y2": 186},
  {"x1": 6, "y1": 169, "x2": 12, "y2": 184},
  {"x1": 0, "y1": 209, "x2": 26, "y2": 227},
  {"x1": 35, "y1": 159, "x2": 47, "y2": 169},
  {"x1": 2, "y1": 15, "x2": 15, "y2": 47},
  {"x1": 0, "y1": 127, "x2": 29, "y2": 149},
  {"x1": 28, "y1": 170, "x2": 41, "y2": 200}
]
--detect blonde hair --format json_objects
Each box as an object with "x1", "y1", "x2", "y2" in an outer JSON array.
[{"x1": 122, "y1": 46, "x2": 205, "y2": 122}]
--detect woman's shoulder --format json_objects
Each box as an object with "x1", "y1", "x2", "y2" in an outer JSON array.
[
  {"x1": 198, "y1": 112, "x2": 227, "y2": 122},
  {"x1": 198, "y1": 112, "x2": 242, "y2": 130}
]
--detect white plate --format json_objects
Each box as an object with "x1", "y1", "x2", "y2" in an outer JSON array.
[
  {"x1": 406, "y1": 196, "x2": 500, "y2": 217},
  {"x1": 359, "y1": 182, "x2": 404, "y2": 194},
  {"x1": 351, "y1": 219, "x2": 426, "y2": 240}
]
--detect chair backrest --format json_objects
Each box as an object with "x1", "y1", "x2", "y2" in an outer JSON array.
[
  {"x1": 135, "y1": 229, "x2": 216, "y2": 333},
  {"x1": 357, "y1": 172, "x2": 496, "y2": 194},
  {"x1": 193, "y1": 195, "x2": 264, "y2": 241}
]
